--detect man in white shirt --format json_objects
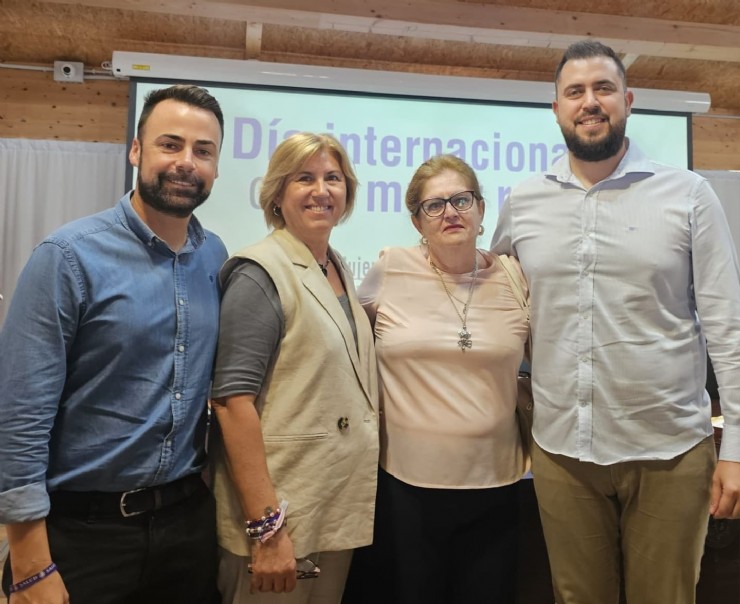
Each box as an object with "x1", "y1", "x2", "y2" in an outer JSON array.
[{"x1": 492, "y1": 39, "x2": 740, "y2": 604}]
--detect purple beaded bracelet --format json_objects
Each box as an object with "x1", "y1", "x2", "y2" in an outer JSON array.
[{"x1": 8, "y1": 562, "x2": 58, "y2": 594}]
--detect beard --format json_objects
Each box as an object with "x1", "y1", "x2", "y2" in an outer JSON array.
[
  {"x1": 137, "y1": 168, "x2": 210, "y2": 219},
  {"x1": 561, "y1": 112, "x2": 627, "y2": 162}
]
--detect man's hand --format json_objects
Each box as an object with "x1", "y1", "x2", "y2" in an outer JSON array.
[
  {"x1": 9, "y1": 570, "x2": 69, "y2": 604},
  {"x1": 7, "y1": 520, "x2": 69, "y2": 604},
  {"x1": 710, "y1": 460, "x2": 740, "y2": 519}
]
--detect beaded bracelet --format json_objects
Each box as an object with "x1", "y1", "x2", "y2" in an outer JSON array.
[
  {"x1": 8, "y1": 562, "x2": 58, "y2": 594},
  {"x1": 245, "y1": 499, "x2": 289, "y2": 544}
]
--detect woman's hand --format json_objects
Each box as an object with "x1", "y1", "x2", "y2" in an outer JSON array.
[{"x1": 249, "y1": 530, "x2": 298, "y2": 593}]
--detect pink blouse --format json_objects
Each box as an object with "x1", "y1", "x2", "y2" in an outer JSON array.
[{"x1": 358, "y1": 246, "x2": 529, "y2": 488}]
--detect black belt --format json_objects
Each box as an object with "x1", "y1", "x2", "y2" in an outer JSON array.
[{"x1": 49, "y1": 473, "x2": 205, "y2": 519}]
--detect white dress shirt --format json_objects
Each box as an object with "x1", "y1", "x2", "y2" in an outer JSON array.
[{"x1": 492, "y1": 141, "x2": 740, "y2": 464}]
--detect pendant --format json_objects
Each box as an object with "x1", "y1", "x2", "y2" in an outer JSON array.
[{"x1": 458, "y1": 327, "x2": 473, "y2": 352}]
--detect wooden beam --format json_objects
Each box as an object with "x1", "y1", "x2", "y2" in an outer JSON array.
[
  {"x1": 245, "y1": 21, "x2": 262, "y2": 59},
  {"x1": 39, "y1": 0, "x2": 740, "y2": 62},
  {"x1": 621, "y1": 53, "x2": 640, "y2": 70}
]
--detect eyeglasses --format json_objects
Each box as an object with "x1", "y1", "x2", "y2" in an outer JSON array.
[
  {"x1": 247, "y1": 558, "x2": 320, "y2": 580},
  {"x1": 418, "y1": 190, "x2": 477, "y2": 217}
]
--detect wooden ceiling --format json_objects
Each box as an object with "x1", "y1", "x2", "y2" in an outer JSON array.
[{"x1": 2, "y1": 0, "x2": 740, "y2": 115}]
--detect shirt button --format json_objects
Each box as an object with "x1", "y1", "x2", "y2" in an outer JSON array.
[
  {"x1": 178, "y1": 299, "x2": 185, "y2": 306},
  {"x1": 337, "y1": 417, "x2": 350, "y2": 431},
  {"x1": 178, "y1": 345, "x2": 185, "y2": 352},
  {"x1": 175, "y1": 392, "x2": 182, "y2": 400}
]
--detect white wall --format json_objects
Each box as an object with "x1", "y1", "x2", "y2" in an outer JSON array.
[{"x1": 699, "y1": 170, "x2": 740, "y2": 255}]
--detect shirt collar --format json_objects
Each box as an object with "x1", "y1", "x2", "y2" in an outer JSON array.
[
  {"x1": 116, "y1": 192, "x2": 207, "y2": 253},
  {"x1": 546, "y1": 139, "x2": 655, "y2": 186}
]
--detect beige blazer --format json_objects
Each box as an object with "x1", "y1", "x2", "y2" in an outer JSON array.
[{"x1": 211, "y1": 229, "x2": 379, "y2": 557}]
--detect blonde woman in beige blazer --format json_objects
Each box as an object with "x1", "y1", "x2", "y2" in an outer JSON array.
[{"x1": 210, "y1": 133, "x2": 379, "y2": 604}]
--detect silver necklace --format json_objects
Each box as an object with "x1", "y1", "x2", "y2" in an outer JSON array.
[{"x1": 429, "y1": 253, "x2": 479, "y2": 352}]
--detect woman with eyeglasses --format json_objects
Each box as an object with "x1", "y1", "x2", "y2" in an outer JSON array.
[
  {"x1": 346, "y1": 155, "x2": 529, "y2": 604},
  {"x1": 209, "y1": 132, "x2": 379, "y2": 604}
]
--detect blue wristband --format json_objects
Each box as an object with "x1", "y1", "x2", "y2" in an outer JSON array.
[{"x1": 8, "y1": 562, "x2": 58, "y2": 594}]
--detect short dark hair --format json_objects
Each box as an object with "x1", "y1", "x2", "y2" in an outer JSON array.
[
  {"x1": 136, "y1": 84, "x2": 224, "y2": 145},
  {"x1": 554, "y1": 40, "x2": 627, "y2": 89}
]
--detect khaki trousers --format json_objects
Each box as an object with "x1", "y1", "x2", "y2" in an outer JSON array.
[
  {"x1": 217, "y1": 547, "x2": 352, "y2": 604},
  {"x1": 532, "y1": 436, "x2": 716, "y2": 604}
]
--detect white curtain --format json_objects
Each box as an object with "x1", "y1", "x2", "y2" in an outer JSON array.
[{"x1": 0, "y1": 139, "x2": 127, "y2": 326}]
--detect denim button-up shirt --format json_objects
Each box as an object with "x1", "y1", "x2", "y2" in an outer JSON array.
[{"x1": 0, "y1": 194, "x2": 228, "y2": 523}]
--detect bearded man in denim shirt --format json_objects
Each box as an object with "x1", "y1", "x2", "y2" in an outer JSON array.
[{"x1": 0, "y1": 84, "x2": 228, "y2": 603}]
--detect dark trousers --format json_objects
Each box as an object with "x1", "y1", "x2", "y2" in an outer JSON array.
[
  {"x1": 3, "y1": 480, "x2": 220, "y2": 604},
  {"x1": 344, "y1": 467, "x2": 519, "y2": 604}
]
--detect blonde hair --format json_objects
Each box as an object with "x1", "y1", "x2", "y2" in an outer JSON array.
[
  {"x1": 260, "y1": 132, "x2": 359, "y2": 229},
  {"x1": 405, "y1": 154, "x2": 483, "y2": 215}
]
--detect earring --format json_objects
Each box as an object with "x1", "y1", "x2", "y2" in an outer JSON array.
[
  {"x1": 273, "y1": 205, "x2": 281, "y2": 217},
  {"x1": 420, "y1": 237, "x2": 428, "y2": 245},
  {"x1": 478, "y1": 225, "x2": 485, "y2": 236}
]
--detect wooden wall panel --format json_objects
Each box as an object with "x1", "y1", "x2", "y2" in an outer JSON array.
[
  {"x1": 1, "y1": 67, "x2": 738, "y2": 168},
  {"x1": 692, "y1": 116, "x2": 740, "y2": 170},
  {"x1": 0, "y1": 69, "x2": 128, "y2": 143}
]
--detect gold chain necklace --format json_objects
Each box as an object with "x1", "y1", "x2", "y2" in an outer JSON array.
[{"x1": 429, "y1": 254, "x2": 479, "y2": 352}]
